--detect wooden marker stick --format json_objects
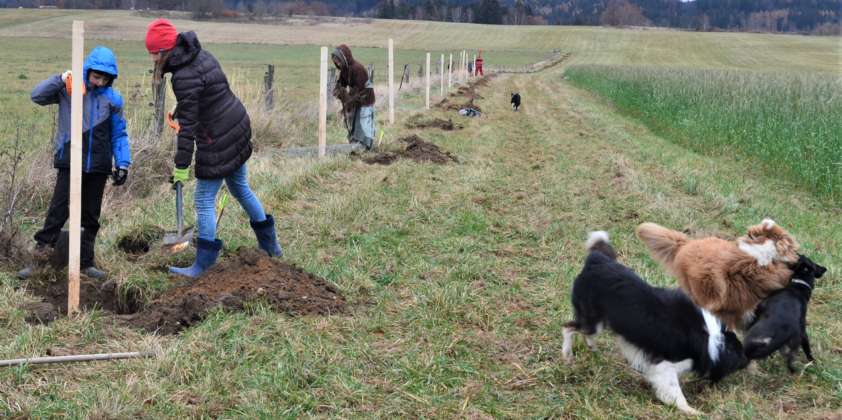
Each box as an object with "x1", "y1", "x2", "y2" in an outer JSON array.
[
  {"x1": 68, "y1": 20, "x2": 84, "y2": 316},
  {"x1": 388, "y1": 38, "x2": 394, "y2": 124},
  {"x1": 425, "y1": 52, "x2": 430, "y2": 110},
  {"x1": 440, "y1": 54, "x2": 444, "y2": 97},
  {"x1": 318, "y1": 46, "x2": 327, "y2": 158}
]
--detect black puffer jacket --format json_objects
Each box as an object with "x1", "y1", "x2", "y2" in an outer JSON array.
[{"x1": 164, "y1": 31, "x2": 251, "y2": 179}]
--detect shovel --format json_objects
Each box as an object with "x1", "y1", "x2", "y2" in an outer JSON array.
[{"x1": 162, "y1": 181, "x2": 193, "y2": 254}]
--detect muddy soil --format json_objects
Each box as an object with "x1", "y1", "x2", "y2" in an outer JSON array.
[
  {"x1": 404, "y1": 114, "x2": 462, "y2": 131},
  {"x1": 436, "y1": 75, "x2": 495, "y2": 112},
  {"x1": 22, "y1": 277, "x2": 142, "y2": 324},
  {"x1": 358, "y1": 135, "x2": 458, "y2": 166},
  {"x1": 120, "y1": 248, "x2": 345, "y2": 335}
]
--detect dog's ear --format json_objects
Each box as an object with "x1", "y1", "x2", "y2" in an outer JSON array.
[{"x1": 814, "y1": 263, "x2": 827, "y2": 279}]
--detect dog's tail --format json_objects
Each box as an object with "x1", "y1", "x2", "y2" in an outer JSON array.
[
  {"x1": 586, "y1": 231, "x2": 617, "y2": 260},
  {"x1": 635, "y1": 222, "x2": 688, "y2": 269}
]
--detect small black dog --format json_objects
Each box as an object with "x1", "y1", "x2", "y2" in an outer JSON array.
[
  {"x1": 510, "y1": 92, "x2": 521, "y2": 111},
  {"x1": 744, "y1": 254, "x2": 826, "y2": 372},
  {"x1": 563, "y1": 232, "x2": 748, "y2": 415}
]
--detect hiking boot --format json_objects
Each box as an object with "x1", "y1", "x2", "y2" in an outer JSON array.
[
  {"x1": 82, "y1": 266, "x2": 107, "y2": 280},
  {"x1": 17, "y1": 266, "x2": 33, "y2": 280}
]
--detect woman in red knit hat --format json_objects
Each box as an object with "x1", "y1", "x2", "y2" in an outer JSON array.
[{"x1": 146, "y1": 18, "x2": 282, "y2": 278}]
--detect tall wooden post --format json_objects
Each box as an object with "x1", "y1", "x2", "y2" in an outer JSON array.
[
  {"x1": 472, "y1": 54, "x2": 476, "y2": 77},
  {"x1": 439, "y1": 54, "x2": 444, "y2": 97},
  {"x1": 318, "y1": 47, "x2": 327, "y2": 158},
  {"x1": 448, "y1": 53, "x2": 452, "y2": 89},
  {"x1": 388, "y1": 38, "x2": 394, "y2": 124},
  {"x1": 460, "y1": 51, "x2": 465, "y2": 81},
  {"x1": 425, "y1": 52, "x2": 431, "y2": 110},
  {"x1": 68, "y1": 20, "x2": 84, "y2": 316},
  {"x1": 264, "y1": 64, "x2": 275, "y2": 110}
]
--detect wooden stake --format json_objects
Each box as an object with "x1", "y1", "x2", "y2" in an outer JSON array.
[
  {"x1": 472, "y1": 54, "x2": 476, "y2": 77},
  {"x1": 439, "y1": 54, "x2": 444, "y2": 97},
  {"x1": 448, "y1": 53, "x2": 452, "y2": 89},
  {"x1": 388, "y1": 38, "x2": 394, "y2": 124},
  {"x1": 425, "y1": 53, "x2": 431, "y2": 110},
  {"x1": 68, "y1": 20, "x2": 84, "y2": 316},
  {"x1": 318, "y1": 46, "x2": 327, "y2": 158},
  {"x1": 461, "y1": 50, "x2": 465, "y2": 80}
]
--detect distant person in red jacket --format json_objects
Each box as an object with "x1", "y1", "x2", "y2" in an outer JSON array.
[{"x1": 475, "y1": 50, "x2": 484, "y2": 76}]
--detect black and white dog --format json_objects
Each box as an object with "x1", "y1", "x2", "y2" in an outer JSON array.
[
  {"x1": 511, "y1": 92, "x2": 521, "y2": 111},
  {"x1": 744, "y1": 254, "x2": 826, "y2": 372},
  {"x1": 562, "y1": 231, "x2": 748, "y2": 415}
]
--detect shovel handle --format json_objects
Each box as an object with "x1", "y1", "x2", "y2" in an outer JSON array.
[{"x1": 175, "y1": 181, "x2": 184, "y2": 236}]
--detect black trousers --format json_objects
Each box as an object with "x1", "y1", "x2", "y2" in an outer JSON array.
[{"x1": 34, "y1": 169, "x2": 108, "y2": 268}]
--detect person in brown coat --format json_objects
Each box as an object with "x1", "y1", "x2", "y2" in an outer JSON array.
[{"x1": 331, "y1": 45, "x2": 376, "y2": 150}]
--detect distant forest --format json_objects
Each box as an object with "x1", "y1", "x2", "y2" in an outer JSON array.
[{"x1": 3, "y1": 0, "x2": 840, "y2": 35}]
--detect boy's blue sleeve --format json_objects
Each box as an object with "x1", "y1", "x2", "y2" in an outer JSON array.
[
  {"x1": 110, "y1": 93, "x2": 132, "y2": 169},
  {"x1": 31, "y1": 74, "x2": 64, "y2": 105}
]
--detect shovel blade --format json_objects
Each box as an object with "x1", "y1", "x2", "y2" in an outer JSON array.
[{"x1": 162, "y1": 227, "x2": 194, "y2": 248}]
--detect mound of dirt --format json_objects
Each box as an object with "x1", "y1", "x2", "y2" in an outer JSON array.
[
  {"x1": 358, "y1": 135, "x2": 458, "y2": 166},
  {"x1": 22, "y1": 277, "x2": 143, "y2": 324},
  {"x1": 121, "y1": 248, "x2": 345, "y2": 335},
  {"x1": 404, "y1": 114, "x2": 462, "y2": 131},
  {"x1": 435, "y1": 75, "x2": 495, "y2": 113}
]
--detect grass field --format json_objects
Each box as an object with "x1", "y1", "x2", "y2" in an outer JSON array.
[
  {"x1": 0, "y1": 9, "x2": 840, "y2": 418},
  {"x1": 565, "y1": 65, "x2": 842, "y2": 198}
]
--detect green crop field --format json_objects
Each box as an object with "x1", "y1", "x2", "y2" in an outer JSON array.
[{"x1": 0, "y1": 9, "x2": 839, "y2": 418}]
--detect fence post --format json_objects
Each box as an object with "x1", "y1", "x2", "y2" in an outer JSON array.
[
  {"x1": 68, "y1": 20, "x2": 84, "y2": 316},
  {"x1": 388, "y1": 38, "x2": 394, "y2": 124},
  {"x1": 319, "y1": 47, "x2": 327, "y2": 158},
  {"x1": 425, "y1": 52, "x2": 430, "y2": 110},
  {"x1": 151, "y1": 71, "x2": 167, "y2": 137},
  {"x1": 440, "y1": 54, "x2": 444, "y2": 97},
  {"x1": 448, "y1": 53, "x2": 452, "y2": 89},
  {"x1": 264, "y1": 64, "x2": 275, "y2": 110}
]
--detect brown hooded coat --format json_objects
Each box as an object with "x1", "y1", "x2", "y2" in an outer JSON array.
[{"x1": 332, "y1": 45, "x2": 375, "y2": 107}]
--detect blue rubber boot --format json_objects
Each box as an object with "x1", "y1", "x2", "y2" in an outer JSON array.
[
  {"x1": 169, "y1": 238, "x2": 222, "y2": 278},
  {"x1": 250, "y1": 214, "x2": 283, "y2": 257}
]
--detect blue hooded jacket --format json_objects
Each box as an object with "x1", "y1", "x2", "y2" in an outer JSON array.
[{"x1": 31, "y1": 45, "x2": 131, "y2": 173}]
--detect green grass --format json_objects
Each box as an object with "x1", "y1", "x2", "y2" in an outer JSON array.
[
  {"x1": 0, "y1": 10, "x2": 840, "y2": 417},
  {"x1": 566, "y1": 65, "x2": 842, "y2": 199}
]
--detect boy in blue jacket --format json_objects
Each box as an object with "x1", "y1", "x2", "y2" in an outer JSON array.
[{"x1": 19, "y1": 46, "x2": 131, "y2": 280}]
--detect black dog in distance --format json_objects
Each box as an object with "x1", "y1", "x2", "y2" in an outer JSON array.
[{"x1": 511, "y1": 92, "x2": 521, "y2": 111}]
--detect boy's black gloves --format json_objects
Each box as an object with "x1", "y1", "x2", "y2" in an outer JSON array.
[{"x1": 112, "y1": 168, "x2": 128, "y2": 186}]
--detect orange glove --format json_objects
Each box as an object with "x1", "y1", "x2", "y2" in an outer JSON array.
[{"x1": 62, "y1": 70, "x2": 86, "y2": 96}]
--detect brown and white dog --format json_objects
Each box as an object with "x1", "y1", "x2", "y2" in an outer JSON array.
[{"x1": 635, "y1": 219, "x2": 799, "y2": 330}]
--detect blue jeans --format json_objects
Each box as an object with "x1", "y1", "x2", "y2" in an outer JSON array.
[{"x1": 195, "y1": 164, "x2": 266, "y2": 241}]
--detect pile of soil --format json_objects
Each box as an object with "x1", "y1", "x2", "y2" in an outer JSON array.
[
  {"x1": 22, "y1": 277, "x2": 142, "y2": 324},
  {"x1": 404, "y1": 114, "x2": 462, "y2": 131},
  {"x1": 121, "y1": 248, "x2": 345, "y2": 335},
  {"x1": 436, "y1": 75, "x2": 495, "y2": 113},
  {"x1": 358, "y1": 135, "x2": 458, "y2": 166}
]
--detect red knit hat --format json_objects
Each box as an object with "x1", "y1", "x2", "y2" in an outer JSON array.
[{"x1": 145, "y1": 18, "x2": 178, "y2": 53}]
